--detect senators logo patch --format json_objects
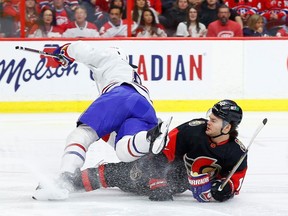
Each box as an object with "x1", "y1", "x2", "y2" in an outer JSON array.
[
  {"x1": 184, "y1": 155, "x2": 221, "y2": 180},
  {"x1": 188, "y1": 120, "x2": 206, "y2": 126},
  {"x1": 130, "y1": 164, "x2": 143, "y2": 181}
]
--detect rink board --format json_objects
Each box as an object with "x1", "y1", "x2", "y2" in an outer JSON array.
[{"x1": 0, "y1": 38, "x2": 287, "y2": 112}]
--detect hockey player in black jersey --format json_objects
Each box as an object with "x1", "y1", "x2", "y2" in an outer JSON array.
[{"x1": 48, "y1": 99, "x2": 247, "y2": 202}]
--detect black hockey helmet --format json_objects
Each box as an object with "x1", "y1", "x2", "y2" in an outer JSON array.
[{"x1": 211, "y1": 99, "x2": 243, "y2": 126}]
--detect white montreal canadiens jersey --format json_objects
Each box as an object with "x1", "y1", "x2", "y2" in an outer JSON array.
[
  {"x1": 66, "y1": 41, "x2": 151, "y2": 103},
  {"x1": 62, "y1": 21, "x2": 100, "y2": 38}
]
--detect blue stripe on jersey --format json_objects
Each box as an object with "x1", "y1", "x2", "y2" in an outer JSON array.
[
  {"x1": 64, "y1": 151, "x2": 85, "y2": 161},
  {"x1": 132, "y1": 135, "x2": 146, "y2": 155}
]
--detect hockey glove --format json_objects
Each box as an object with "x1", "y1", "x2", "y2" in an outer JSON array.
[
  {"x1": 148, "y1": 178, "x2": 173, "y2": 201},
  {"x1": 53, "y1": 43, "x2": 75, "y2": 67},
  {"x1": 211, "y1": 179, "x2": 234, "y2": 202},
  {"x1": 188, "y1": 173, "x2": 212, "y2": 202}
]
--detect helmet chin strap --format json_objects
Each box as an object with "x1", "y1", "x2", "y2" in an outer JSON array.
[{"x1": 211, "y1": 131, "x2": 229, "y2": 139}]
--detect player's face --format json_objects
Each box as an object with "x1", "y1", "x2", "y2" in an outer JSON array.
[{"x1": 206, "y1": 113, "x2": 224, "y2": 137}]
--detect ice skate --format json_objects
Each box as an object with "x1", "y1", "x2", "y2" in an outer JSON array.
[
  {"x1": 147, "y1": 116, "x2": 172, "y2": 154},
  {"x1": 32, "y1": 169, "x2": 84, "y2": 201}
]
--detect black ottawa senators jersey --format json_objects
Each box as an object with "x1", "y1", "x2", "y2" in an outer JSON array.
[{"x1": 163, "y1": 118, "x2": 247, "y2": 194}]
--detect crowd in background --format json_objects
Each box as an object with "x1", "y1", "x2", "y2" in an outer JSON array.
[{"x1": 0, "y1": 0, "x2": 287, "y2": 38}]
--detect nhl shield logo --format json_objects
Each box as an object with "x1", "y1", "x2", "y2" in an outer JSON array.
[{"x1": 188, "y1": 120, "x2": 206, "y2": 126}]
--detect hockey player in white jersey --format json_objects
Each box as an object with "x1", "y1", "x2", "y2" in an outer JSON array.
[{"x1": 33, "y1": 41, "x2": 172, "y2": 200}]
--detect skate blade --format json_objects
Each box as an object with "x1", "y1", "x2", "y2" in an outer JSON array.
[
  {"x1": 32, "y1": 188, "x2": 69, "y2": 201},
  {"x1": 151, "y1": 116, "x2": 172, "y2": 154}
]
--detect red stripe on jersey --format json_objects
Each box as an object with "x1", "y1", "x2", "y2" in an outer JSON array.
[
  {"x1": 102, "y1": 82, "x2": 118, "y2": 94},
  {"x1": 98, "y1": 164, "x2": 108, "y2": 188},
  {"x1": 81, "y1": 169, "x2": 93, "y2": 191},
  {"x1": 127, "y1": 138, "x2": 140, "y2": 158},
  {"x1": 64, "y1": 143, "x2": 87, "y2": 152},
  {"x1": 163, "y1": 128, "x2": 179, "y2": 162},
  {"x1": 149, "y1": 178, "x2": 168, "y2": 189},
  {"x1": 102, "y1": 134, "x2": 110, "y2": 142}
]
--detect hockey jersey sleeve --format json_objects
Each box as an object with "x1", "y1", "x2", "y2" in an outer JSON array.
[
  {"x1": 66, "y1": 41, "x2": 111, "y2": 66},
  {"x1": 226, "y1": 166, "x2": 247, "y2": 194}
]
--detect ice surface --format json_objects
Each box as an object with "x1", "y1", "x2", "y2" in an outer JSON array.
[{"x1": 0, "y1": 112, "x2": 288, "y2": 216}]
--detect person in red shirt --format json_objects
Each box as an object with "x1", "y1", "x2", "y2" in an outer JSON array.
[
  {"x1": 130, "y1": 0, "x2": 162, "y2": 15},
  {"x1": 276, "y1": 16, "x2": 288, "y2": 36},
  {"x1": 51, "y1": 0, "x2": 74, "y2": 31},
  {"x1": 223, "y1": 0, "x2": 261, "y2": 25},
  {"x1": 2, "y1": 0, "x2": 20, "y2": 37},
  {"x1": 260, "y1": 0, "x2": 288, "y2": 32},
  {"x1": 207, "y1": 4, "x2": 243, "y2": 37},
  {"x1": 25, "y1": 0, "x2": 39, "y2": 37}
]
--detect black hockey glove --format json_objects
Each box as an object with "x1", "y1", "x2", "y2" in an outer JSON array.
[
  {"x1": 211, "y1": 180, "x2": 234, "y2": 202},
  {"x1": 148, "y1": 178, "x2": 173, "y2": 201}
]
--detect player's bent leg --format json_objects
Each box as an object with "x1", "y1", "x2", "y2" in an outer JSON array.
[
  {"x1": 116, "y1": 133, "x2": 149, "y2": 162},
  {"x1": 33, "y1": 125, "x2": 100, "y2": 201},
  {"x1": 115, "y1": 117, "x2": 172, "y2": 162},
  {"x1": 61, "y1": 124, "x2": 100, "y2": 173}
]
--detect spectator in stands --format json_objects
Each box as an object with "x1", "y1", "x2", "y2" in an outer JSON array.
[
  {"x1": 260, "y1": 0, "x2": 287, "y2": 35},
  {"x1": 51, "y1": 0, "x2": 74, "y2": 32},
  {"x1": 25, "y1": 0, "x2": 39, "y2": 37},
  {"x1": 199, "y1": 0, "x2": 243, "y2": 29},
  {"x1": 99, "y1": 5, "x2": 138, "y2": 37},
  {"x1": 111, "y1": 0, "x2": 126, "y2": 18},
  {"x1": 2, "y1": 0, "x2": 20, "y2": 37},
  {"x1": 276, "y1": 16, "x2": 288, "y2": 37},
  {"x1": 38, "y1": 0, "x2": 79, "y2": 11},
  {"x1": 0, "y1": 0, "x2": 5, "y2": 37},
  {"x1": 135, "y1": 7, "x2": 167, "y2": 37},
  {"x1": 28, "y1": 7, "x2": 63, "y2": 37},
  {"x1": 176, "y1": 5, "x2": 206, "y2": 37},
  {"x1": 188, "y1": 0, "x2": 202, "y2": 9},
  {"x1": 130, "y1": 0, "x2": 162, "y2": 15},
  {"x1": 88, "y1": 0, "x2": 127, "y2": 30},
  {"x1": 132, "y1": 0, "x2": 149, "y2": 25},
  {"x1": 37, "y1": 0, "x2": 51, "y2": 11},
  {"x1": 206, "y1": 4, "x2": 242, "y2": 37},
  {"x1": 147, "y1": 0, "x2": 162, "y2": 15},
  {"x1": 223, "y1": 0, "x2": 260, "y2": 27},
  {"x1": 80, "y1": 0, "x2": 110, "y2": 25},
  {"x1": 66, "y1": 0, "x2": 79, "y2": 10},
  {"x1": 159, "y1": 0, "x2": 189, "y2": 36},
  {"x1": 243, "y1": 14, "x2": 270, "y2": 37},
  {"x1": 62, "y1": 5, "x2": 100, "y2": 37}
]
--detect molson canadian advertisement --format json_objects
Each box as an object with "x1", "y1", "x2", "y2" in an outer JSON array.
[{"x1": 0, "y1": 39, "x2": 287, "y2": 112}]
